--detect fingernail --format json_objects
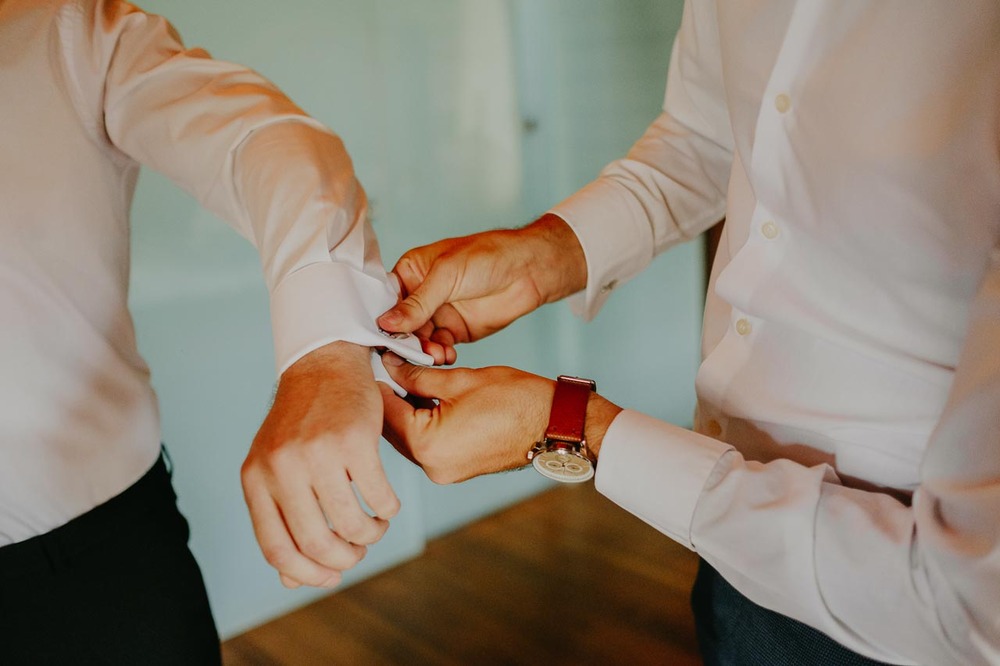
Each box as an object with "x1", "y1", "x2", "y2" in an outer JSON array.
[
  {"x1": 380, "y1": 310, "x2": 402, "y2": 326},
  {"x1": 383, "y1": 352, "x2": 405, "y2": 367}
]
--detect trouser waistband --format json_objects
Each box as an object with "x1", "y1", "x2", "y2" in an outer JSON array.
[{"x1": 0, "y1": 453, "x2": 174, "y2": 578}]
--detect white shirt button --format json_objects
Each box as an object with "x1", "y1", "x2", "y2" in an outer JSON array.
[
  {"x1": 775, "y1": 93, "x2": 791, "y2": 114},
  {"x1": 761, "y1": 221, "x2": 779, "y2": 239},
  {"x1": 736, "y1": 318, "x2": 752, "y2": 336}
]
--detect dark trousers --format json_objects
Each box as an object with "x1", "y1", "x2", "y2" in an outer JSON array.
[
  {"x1": 0, "y1": 453, "x2": 221, "y2": 665},
  {"x1": 691, "y1": 558, "x2": 895, "y2": 666}
]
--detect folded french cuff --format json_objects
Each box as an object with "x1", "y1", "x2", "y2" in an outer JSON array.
[
  {"x1": 549, "y1": 178, "x2": 656, "y2": 321},
  {"x1": 595, "y1": 410, "x2": 734, "y2": 550},
  {"x1": 269, "y1": 261, "x2": 433, "y2": 379}
]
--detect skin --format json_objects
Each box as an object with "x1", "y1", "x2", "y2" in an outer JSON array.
[
  {"x1": 376, "y1": 214, "x2": 622, "y2": 480},
  {"x1": 241, "y1": 340, "x2": 399, "y2": 589},
  {"x1": 241, "y1": 214, "x2": 586, "y2": 588},
  {"x1": 377, "y1": 214, "x2": 588, "y2": 365},
  {"x1": 378, "y1": 353, "x2": 623, "y2": 482}
]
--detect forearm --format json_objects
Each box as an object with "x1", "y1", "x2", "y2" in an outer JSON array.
[
  {"x1": 583, "y1": 393, "x2": 623, "y2": 462},
  {"x1": 520, "y1": 213, "x2": 588, "y2": 304},
  {"x1": 280, "y1": 340, "x2": 372, "y2": 384}
]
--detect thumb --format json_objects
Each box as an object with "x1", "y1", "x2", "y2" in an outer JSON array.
[
  {"x1": 381, "y1": 353, "x2": 455, "y2": 400},
  {"x1": 377, "y1": 381, "x2": 419, "y2": 466},
  {"x1": 378, "y1": 265, "x2": 456, "y2": 334}
]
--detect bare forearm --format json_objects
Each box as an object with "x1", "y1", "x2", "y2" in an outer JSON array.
[
  {"x1": 522, "y1": 213, "x2": 588, "y2": 304},
  {"x1": 584, "y1": 393, "x2": 623, "y2": 462}
]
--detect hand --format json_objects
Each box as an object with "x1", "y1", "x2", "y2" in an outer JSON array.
[
  {"x1": 241, "y1": 341, "x2": 400, "y2": 589},
  {"x1": 378, "y1": 353, "x2": 623, "y2": 484},
  {"x1": 376, "y1": 214, "x2": 587, "y2": 365}
]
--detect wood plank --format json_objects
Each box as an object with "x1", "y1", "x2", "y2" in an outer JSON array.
[{"x1": 223, "y1": 482, "x2": 702, "y2": 665}]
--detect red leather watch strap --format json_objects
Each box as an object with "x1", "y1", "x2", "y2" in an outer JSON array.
[{"x1": 545, "y1": 375, "x2": 596, "y2": 443}]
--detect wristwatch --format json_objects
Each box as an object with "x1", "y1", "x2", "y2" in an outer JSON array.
[{"x1": 527, "y1": 375, "x2": 597, "y2": 483}]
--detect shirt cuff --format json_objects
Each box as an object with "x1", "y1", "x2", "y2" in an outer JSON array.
[
  {"x1": 269, "y1": 261, "x2": 433, "y2": 376},
  {"x1": 595, "y1": 409, "x2": 733, "y2": 550},
  {"x1": 549, "y1": 178, "x2": 655, "y2": 321}
]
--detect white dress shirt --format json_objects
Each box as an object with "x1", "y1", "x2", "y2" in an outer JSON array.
[
  {"x1": 0, "y1": 0, "x2": 429, "y2": 546},
  {"x1": 553, "y1": 2, "x2": 1000, "y2": 664}
]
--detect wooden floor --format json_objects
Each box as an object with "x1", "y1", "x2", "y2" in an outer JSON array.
[{"x1": 222, "y1": 483, "x2": 702, "y2": 665}]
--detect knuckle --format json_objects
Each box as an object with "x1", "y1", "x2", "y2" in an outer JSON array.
[
  {"x1": 261, "y1": 544, "x2": 294, "y2": 570},
  {"x1": 404, "y1": 292, "x2": 431, "y2": 318},
  {"x1": 373, "y1": 493, "x2": 401, "y2": 520},
  {"x1": 255, "y1": 443, "x2": 297, "y2": 474},
  {"x1": 427, "y1": 469, "x2": 452, "y2": 485},
  {"x1": 299, "y1": 535, "x2": 335, "y2": 562},
  {"x1": 341, "y1": 424, "x2": 377, "y2": 448},
  {"x1": 351, "y1": 530, "x2": 383, "y2": 548},
  {"x1": 324, "y1": 486, "x2": 357, "y2": 513},
  {"x1": 335, "y1": 518, "x2": 370, "y2": 544},
  {"x1": 396, "y1": 254, "x2": 421, "y2": 280},
  {"x1": 324, "y1": 547, "x2": 361, "y2": 571},
  {"x1": 319, "y1": 572, "x2": 343, "y2": 589},
  {"x1": 239, "y1": 460, "x2": 257, "y2": 488}
]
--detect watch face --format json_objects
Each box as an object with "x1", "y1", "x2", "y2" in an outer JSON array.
[{"x1": 531, "y1": 450, "x2": 594, "y2": 483}]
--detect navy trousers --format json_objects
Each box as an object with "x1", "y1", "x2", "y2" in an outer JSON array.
[
  {"x1": 0, "y1": 452, "x2": 221, "y2": 665},
  {"x1": 691, "y1": 558, "x2": 897, "y2": 666}
]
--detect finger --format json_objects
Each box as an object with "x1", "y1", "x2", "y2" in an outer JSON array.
[
  {"x1": 390, "y1": 252, "x2": 427, "y2": 297},
  {"x1": 271, "y1": 478, "x2": 368, "y2": 573},
  {"x1": 429, "y1": 329, "x2": 458, "y2": 365},
  {"x1": 378, "y1": 382, "x2": 420, "y2": 466},
  {"x1": 410, "y1": 321, "x2": 449, "y2": 364},
  {"x1": 313, "y1": 468, "x2": 391, "y2": 546},
  {"x1": 345, "y1": 446, "x2": 401, "y2": 521},
  {"x1": 414, "y1": 320, "x2": 436, "y2": 342},
  {"x1": 382, "y1": 352, "x2": 458, "y2": 398},
  {"x1": 428, "y1": 303, "x2": 473, "y2": 344},
  {"x1": 387, "y1": 270, "x2": 404, "y2": 298},
  {"x1": 377, "y1": 263, "x2": 457, "y2": 334},
  {"x1": 279, "y1": 574, "x2": 302, "y2": 589},
  {"x1": 418, "y1": 336, "x2": 449, "y2": 366},
  {"x1": 429, "y1": 326, "x2": 456, "y2": 349},
  {"x1": 243, "y1": 485, "x2": 344, "y2": 588}
]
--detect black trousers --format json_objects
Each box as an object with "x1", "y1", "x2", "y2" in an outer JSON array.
[
  {"x1": 0, "y1": 453, "x2": 221, "y2": 666},
  {"x1": 691, "y1": 558, "x2": 895, "y2": 666}
]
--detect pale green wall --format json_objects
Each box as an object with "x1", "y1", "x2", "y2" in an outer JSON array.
[{"x1": 129, "y1": 0, "x2": 694, "y2": 638}]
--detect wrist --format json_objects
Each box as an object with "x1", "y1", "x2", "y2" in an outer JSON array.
[
  {"x1": 281, "y1": 340, "x2": 372, "y2": 383},
  {"x1": 521, "y1": 213, "x2": 588, "y2": 303},
  {"x1": 528, "y1": 375, "x2": 619, "y2": 482},
  {"x1": 583, "y1": 394, "x2": 623, "y2": 463}
]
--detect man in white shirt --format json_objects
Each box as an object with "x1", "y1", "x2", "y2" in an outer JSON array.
[
  {"x1": 375, "y1": 2, "x2": 1000, "y2": 665},
  {"x1": 0, "y1": 0, "x2": 429, "y2": 662}
]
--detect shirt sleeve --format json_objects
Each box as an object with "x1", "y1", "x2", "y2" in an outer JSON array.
[
  {"x1": 597, "y1": 248, "x2": 1000, "y2": 665},
  {"x1": 75, "y1": 0, "x2": 431, "y2": 375},
  {"x1": 549, "y1": 0, "x2": 733, "y2": 320}
]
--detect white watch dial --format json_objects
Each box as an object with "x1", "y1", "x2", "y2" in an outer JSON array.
[{"x1": 531, "y1": 450, "x2": 594, "y2": 483}]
